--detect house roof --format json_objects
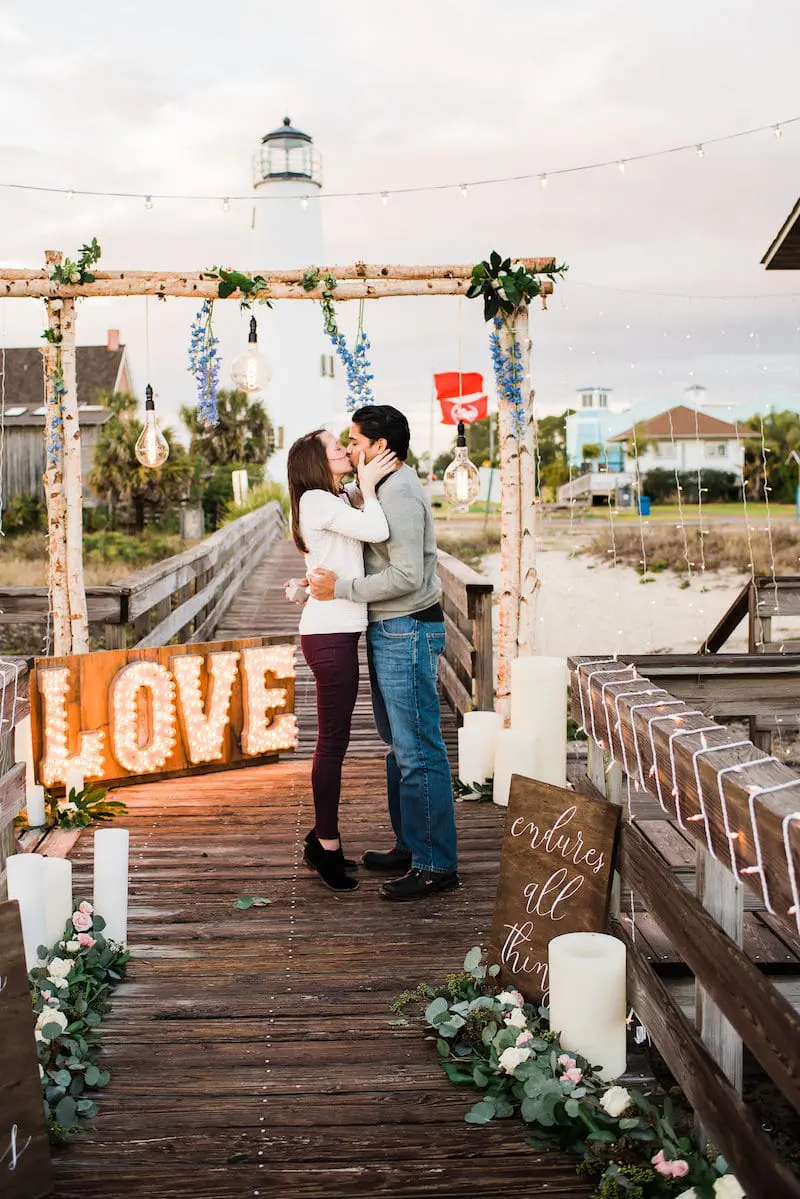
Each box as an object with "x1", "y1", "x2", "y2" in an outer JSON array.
[
  {"x1": 0, "y1": 345, "x2": 125, "y2": 426},
  {"x1": 608, "y1": 405, "x2": 738, "y2": 442},
  {"x1": 762, "y1": 197, "x2": 800, "y2": 270}
]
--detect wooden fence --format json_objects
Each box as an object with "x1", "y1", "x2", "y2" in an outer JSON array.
[
  {"x1": 436, "y1": 550, "x2": 494, "y2": 719},
  {"x1": 570, "y1": 653, "x2": 800, "y2": 1199},
  {"x1": 0, "y1": 659, "x2": 29, "y2": 900},
  {"x1": 0, "y1": 502, "x2": 286, "y2": 657}
]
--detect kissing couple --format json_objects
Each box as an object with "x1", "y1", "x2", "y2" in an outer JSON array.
[{"x1": 286, "y1": 404, "x2": 459, "y2": 901}]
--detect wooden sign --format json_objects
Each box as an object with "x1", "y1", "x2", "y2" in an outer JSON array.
[
  {"x1": 0, "y1": 901, "x2": 53, "y2": 1198},
  {"x1": 489, "y1": 776, "x2": 620, "y2": 1004},
  {"x1": 30, "y1": 637, "x2": 297, "y2": 792}
]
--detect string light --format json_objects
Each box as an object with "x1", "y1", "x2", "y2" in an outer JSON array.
[
  {"x1": 617, "y1": 160, "x2": 626, "y2": 174},
  {"x1": 65, "y1": 189, "x2": 74, "y2": 201},
  {"x1": 222, "y1": 197, "x2": 231, "y2": 212},
  {"x1": 460, "y1": 184, "x2": 468, "y2": 198},
  {"x1": 2, "y1": 115, "x2": 793, "y2": 207},
  {"x1": 539, "y1": 174, "x2": 547, "y2": 189},
  {"x1": 300, "y1": 196, "x2": 308, "y2": 210},
  {"x1": 695, "y1": 144, "x2": 705, "y2": 158},
  {"x1": 39, "y1": 668, "x2": 105, "y2": 787},
  {"x1": 381, "y1": 192, "x2": 389, "y2": 206},
  {"x1": 171, "y1": 652, "x2": 240, "y2": 764},
  {"x1": 144, "y1": 195, "x2": 153, "y2": 210},
  {"x1": 240, "y1": 646, "x2": 298, "y2": 755}
]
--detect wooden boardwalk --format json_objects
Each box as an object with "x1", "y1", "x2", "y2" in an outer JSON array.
[{"x1": 51, "y1": 537, "x2": 590, "y2": 1197}]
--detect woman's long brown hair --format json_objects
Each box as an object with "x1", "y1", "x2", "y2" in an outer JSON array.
[{"x1": 287, "y1": 430, "x2": 339, "y2": 554}]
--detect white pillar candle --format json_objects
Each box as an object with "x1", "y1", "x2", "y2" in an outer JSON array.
[
  {"x1": 16, "y1": 714, "x2": 47, "y2": 826},
  {"x1": 457, "y1": 711, "x2": 504, "y2": 785},
  {"x1": 43, "y1": 857, "x2": 73, "y2": 950},
  {"x1": 6, "y1": 853, "x2": 46, "y2": 970},
  {"x1": 548, "y1": 932, "x2": 627, "y2": 1080},
  {"x1": 510, "y1": 656, "x2": 568, "y2": 787},
  {"x1": 65, "y1": 767, "x2": 84, "y2": 799},
  {"x1": 493, "y1": 729, "x2": 539, "y2": 808},
  {"x1": 93, "y1": 828, "x2": 129, "y2": 946},
  {"x1": 26, "y1": 785, "x2": 47, "y2": 828}
]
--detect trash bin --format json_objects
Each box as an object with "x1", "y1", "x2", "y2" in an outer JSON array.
[{"x1": 638, "y1": 496, "x2": 651, "y2": 517}]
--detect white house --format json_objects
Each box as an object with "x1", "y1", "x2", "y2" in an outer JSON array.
[{"x1": 607, "y1": 405, "x2": 744, "y2": 477}]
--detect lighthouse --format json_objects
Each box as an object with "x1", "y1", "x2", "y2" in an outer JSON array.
[{"x1": 253, "y1": 117, "x2": 339, "y2": 480}]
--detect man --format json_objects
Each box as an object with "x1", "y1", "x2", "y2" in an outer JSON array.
[{"x1": 308, "y1": 405, "x2": 459, "y2": 901}]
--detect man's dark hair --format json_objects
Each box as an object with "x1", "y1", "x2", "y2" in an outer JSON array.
[{"x1": 351, "y1": 404, "x2": 410, "y2": 461}]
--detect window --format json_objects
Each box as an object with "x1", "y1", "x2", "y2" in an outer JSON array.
[
  {"x1": 581, "y1": 395, "x2": 593, "y2": 408},
  {"x1": 704, "y1": 442, "x2": 727, "y2": 458},
  {"x1": 321, "y1": 353, "x2": 327, "y2": 377},
  {"x1": 598, "y1": 393, "x2": 608, "y2": 408},
  {"x1": 656, "y1": 441, "x2": 674, "y2": 459},
  {"x1": 717, "y1": 443, "x2": 727, "y2": 457}
]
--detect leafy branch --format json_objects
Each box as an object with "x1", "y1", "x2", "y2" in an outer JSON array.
[
  {"x1": 467, "y1": 251, "x2": 568, "y2": 321},
  {"x1": 49, "y1": 238, "x2": 102, "y2": 286},
  {"x1": 204, "y1": 267, "x2": 273, "y2": 309}
]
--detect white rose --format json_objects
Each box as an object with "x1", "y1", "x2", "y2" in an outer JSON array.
[
  {"x1": 497, "y1": 990, "x2": 523, "y2": 1007},
  {"x1": 498, "y1": 1046, "x2": 532, "y2": 1075},
  {"x1": 65, "y1": 940, "x2": 80, "y2": 953},
  {"x1": 714, "y1": 1178, "x2": 745, "y2": 1199},
  {"x1": 47, "y1": 974, "x2": 69, "y2": 990},
  {"x1": 505, "y1": 1007, "x2": 527, "y2": 1029},
  {"x1": 676, "y1": 1191, "x2": 698, "y2": 1199},
  {"x1": 47, "y1": 957, "x2": 72, "y2": 980},
  {"x1": 35, "y1": 1007, "x2": 68, "y2": 1040},
  {"x1": 599, "y1": 1085, "x2": 631, "y2": 1118}
]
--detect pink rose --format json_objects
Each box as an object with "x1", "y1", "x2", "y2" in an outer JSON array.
[
  {"x1": 77, "y1": 933, "x2": 96, "y2": 948},
  {"x1": 510, "y1": 990, "x2": 525, "y2": 1006},
  {"x1": 671, "y1": 1160, "x2": 689, "y2": 1178},
  {"x1": 652, "y1": 1150, "x2": 690, "y2": 1178},
  {"x1": 72, "y1": 911, "x2": 92, "y2": 932},
  {"x1": 41, "y1": 990, "x2": 51, "y2": 1001},
  {"x1": 516, "y1": 1031, "x2": 533, "y2": 1046},
  {"x1": 564, "y1": 1066, "x2": 583, "y2": 1084},
  {"x1": 79, "y1": 901, "x2": 93, "y2": 916},
  {"x1": 558, "y1": 1054, "x2": 576, "y2": 1070}
]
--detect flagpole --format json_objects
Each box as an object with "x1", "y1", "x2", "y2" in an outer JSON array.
[{"x1": 428, "y1": 367, "x2": 435, "y2": 483}]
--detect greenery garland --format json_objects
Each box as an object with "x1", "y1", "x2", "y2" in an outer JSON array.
[
  {"x1": 203, "y1": 267, "x2": 273, "y2": 310},
  {"x1": 48, "y1": 239, "x2": 102, "y2": 287},
  {"x1": 29, "y1": 901, "x2": 129, "y2": 1144},
  {"x1": 393, "y1": 948, "x2": 742, "y2": 1199}
]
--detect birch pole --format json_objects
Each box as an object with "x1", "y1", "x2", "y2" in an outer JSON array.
[
  {"x1": 58, "y1": 293, "x2": 89, "y2": 653},
  {"x1": 495, "y1": 318, "x2": 522, "y2": 719},
  {"x1": 42, "y1": 253, "x2": 70, "y2": 655},
  {"x1": 514, "y1": 306, "x2": 539, "y2": 658}
]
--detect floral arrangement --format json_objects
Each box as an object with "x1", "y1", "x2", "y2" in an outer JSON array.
[
  {"x1": 393, "y1": 948, "x2": 742, "y2": 1199},
  {"x1": 301, "y1": 267, "x2": 375, "y2": 411},
  {"x1": 467, "y1": 252, "x2": 568, "y2": 436},
  {"x1": 452, "y1": 778, "x2": 494, "y2": 803},
  {"x1": 15, "y1": 784, "x2": 127, "y2": 834},
  {"x1": 204, "y1": 267, "x2": 273, "y2": 310},
  {"x1": 48, "y1": 238, "x2": 102, "y2": 286},
  {"x1": 30, "y1": 900, "x2": 129, "y2": 1144},
  {"x1": 188, "y1": 299, "x2": 221, "y2": 426}
]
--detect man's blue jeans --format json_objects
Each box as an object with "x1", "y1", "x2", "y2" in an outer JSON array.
[{"x1": 366, "y1": 615, "x2": 458, "y2": 873}]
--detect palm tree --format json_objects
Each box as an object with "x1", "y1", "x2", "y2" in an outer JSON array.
[
  {"x1": 90, "y1": 391, "x2": 193, "y2": 532},
  {"x1": 181, "y1": 389, "x2": 274, "y2": 467}
]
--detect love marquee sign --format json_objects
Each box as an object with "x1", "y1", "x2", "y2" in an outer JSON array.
[{"x1": 30, "y1": 637, "x2": 297, "y2": 790}]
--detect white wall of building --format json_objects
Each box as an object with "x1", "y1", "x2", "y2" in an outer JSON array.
[{"x1": 627, "y1": 438, "x2": 744, "y2": 476}]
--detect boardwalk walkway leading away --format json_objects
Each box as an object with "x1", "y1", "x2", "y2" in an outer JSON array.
[{"x1": 52, "y1": 538, "x2": 589, "y2": 1197}]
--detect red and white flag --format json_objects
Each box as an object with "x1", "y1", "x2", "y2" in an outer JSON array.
[{"x1": 433, "y1": 372, "x2": 487, "y2": 425}]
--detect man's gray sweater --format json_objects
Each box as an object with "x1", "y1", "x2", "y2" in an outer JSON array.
[{"x1": 333, "y1": 464, "x2": 441, "y2": 621}]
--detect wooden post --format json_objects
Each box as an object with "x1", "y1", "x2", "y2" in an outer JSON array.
[
  {"x1": 496, "y1": 319, "x2": 522, "y2": 718},
  {"x1": 515, "y1": 306, "x2": 539, "y2": 658},
  {"x1": 42, "y1": 252, "x2": 71, "y2": 656},
  {"x1": 694, "y1": 846, "x2": 745, "y2": 1138},
  {"x1": 59, "y1": 293, "x2": 89, "y2": 653},
  {"x1": 471, "y1": 591, "x2": 495, "y2": 711}
]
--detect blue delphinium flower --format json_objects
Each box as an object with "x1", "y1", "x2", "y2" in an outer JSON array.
[
  {"x1": 188, "y1": 300, "x2": 221, "y2": 427},
  {"x1": 490, "y1": 316, "x2": 525, "y2": 435}
]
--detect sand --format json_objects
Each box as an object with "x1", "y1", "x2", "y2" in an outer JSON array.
[{"x1": 480, "y1": 551, "x2": 798, "y2": 656}]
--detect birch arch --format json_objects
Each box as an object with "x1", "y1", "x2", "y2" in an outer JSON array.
[{"x1": 0, "y1": 255, "x2": 557, "y2": 715}]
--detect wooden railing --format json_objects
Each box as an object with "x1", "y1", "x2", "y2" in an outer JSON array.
[
  {"x1": 0, "y1": 502, "x2": 286, "y2": 657},
  {"x1": 570, "y1": 653, "x2": 800, "y2": 1199},
  {"x1": 436, "y1": 550, "x2": 494, "y2": 719},
  {"x1": 0, "y1": 659, "x2": 29, "y2": 900}
]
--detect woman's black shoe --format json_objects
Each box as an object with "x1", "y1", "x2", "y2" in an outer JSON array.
[
  {"x1": 304, "y1": 828, "x2": 358, "y2": 872},
  {"x1": 304, "y1": 830, "x2": 359, "y2": 893}
]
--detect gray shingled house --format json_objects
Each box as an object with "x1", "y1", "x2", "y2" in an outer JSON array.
[{"x1": 1, "y1": 330, "x2": 132, "y2": 505}]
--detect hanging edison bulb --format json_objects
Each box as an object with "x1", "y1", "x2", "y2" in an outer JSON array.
[
  {"x1": 135, "y1": 384, "x2": 170, "y2": 468},
  {"x1": 231, "y1": 316, "x2": 272, "y2": 393},
  {"x1": 443, "y1": 421, "x2": 480, "y2": 512}
]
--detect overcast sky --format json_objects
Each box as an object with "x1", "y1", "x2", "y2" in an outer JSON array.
[{"x1": 0, "y1": 0, "x2": 798, "y2": 457}]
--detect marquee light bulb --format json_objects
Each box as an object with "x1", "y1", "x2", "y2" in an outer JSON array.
[
  {"x1": 240, "y1": 645, "x2": 298, "y2": 755},
  {"x1": 172, "y1": 652, "x2": 240, "y2": 764},
  {"x1": 39, "y1": 667, "x2": 105, "y2": 786},
  {"x1": 110, "y1": 661, "x2": 176, "y2": 774},
  {"x1": 135, "y1": 385, "x2": 170, "y2": 468},
  {"x1": 442, "y1": 421, "x2": 481, "y2": 513},
  {"x1": 231, "y1": 317, "x2": 272, "y2": 394}
]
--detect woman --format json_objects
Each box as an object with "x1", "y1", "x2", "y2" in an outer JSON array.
[{"x1": 287, "y1": 428, "x2": 396, "y2": 893}]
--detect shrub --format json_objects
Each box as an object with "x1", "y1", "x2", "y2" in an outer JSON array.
[
  {"x1": 1, "y1": 494, "x2": 45, "y2": 535},
  {"x1": 223, "y1": 480, "x2": 289, "y2": 523}
]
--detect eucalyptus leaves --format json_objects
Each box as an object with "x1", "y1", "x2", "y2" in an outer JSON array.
[
  {"x1": 467, "y1": 251, "x2": 568, "y2": 321},
  {"x1": 48, "y1": 239, "x2": 102, "y2": 286},
  {"x1": 29, "y1": 901, "x2": 129, "y2": 1144},
  {"x1": 395, "y1": 947, "x2": 740, "y2": 1199}
]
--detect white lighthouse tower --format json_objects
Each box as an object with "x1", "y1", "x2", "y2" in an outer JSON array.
[{"x1": 253, "y1": 117, "x2": 339, "y2": 481}]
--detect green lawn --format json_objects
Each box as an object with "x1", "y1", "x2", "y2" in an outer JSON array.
[{"x1": 555, "y1": 502, "x2": 800, "y2": 523}]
